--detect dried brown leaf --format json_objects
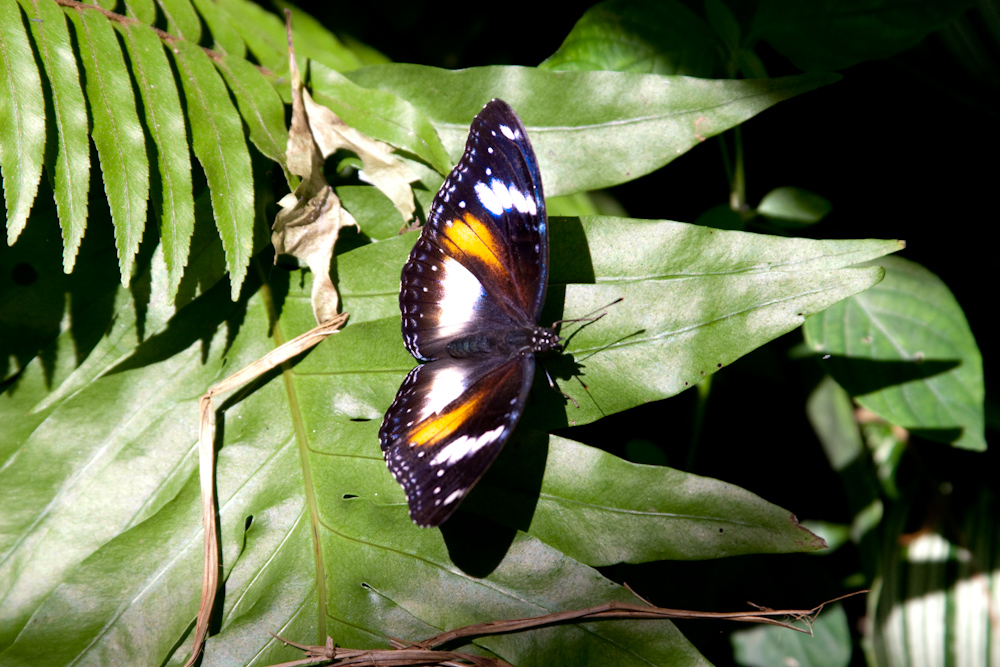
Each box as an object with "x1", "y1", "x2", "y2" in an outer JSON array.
[{"x1": 271, "y1": 13, "x2": 369, "y2": 325}]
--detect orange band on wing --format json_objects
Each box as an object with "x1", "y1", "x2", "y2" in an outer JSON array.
[
  {"x1": 440, "y1": 214, "x2": 503, "y2": 272},
  {"x1": 409, "y1": 395, "x2": 479, "y2": 447}
]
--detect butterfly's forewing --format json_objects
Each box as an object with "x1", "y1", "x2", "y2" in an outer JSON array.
[
  {"x1": 399, "y1": 100, "x2": 548, "y2": 361},
  {"x1": 380, "y1": 355, "x2": 535, "y2": 526},
  {"x1": 381, "y1": 99, "x2": 551, "y2": 527}
]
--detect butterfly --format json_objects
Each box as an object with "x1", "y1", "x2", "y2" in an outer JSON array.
[{"x1": 379, "y1": 99, "x2": 560, "y2": 527}]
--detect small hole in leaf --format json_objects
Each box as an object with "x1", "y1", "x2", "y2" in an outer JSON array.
[
  {"x1": 350, "y1": 417, "x2": 371, "y2": 422},
  {"x1": 245, "y1": 515, "x2": 254, "y2": 531},
  {"x1": 343, "y1": 494, "x2": 358, "y2": 500}
]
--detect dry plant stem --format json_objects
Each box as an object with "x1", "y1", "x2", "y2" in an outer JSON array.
[
  {"x1": 183, "y1": 315, "x2": 348, "y2": 667},
  {"x1": 270, "y1": 635, "x2": 509, "y2": 667},
  {"x1": 272, "y1": 592, "x2": 867, "y2": 667}
]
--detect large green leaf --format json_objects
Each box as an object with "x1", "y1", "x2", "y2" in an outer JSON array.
[
  {"x1": 341, "y1": 217, "x2": 901, "y2": 425},
  {"x1": 803, "y1": 255, "x2": 985, "y2": 451},
  {"x1": 540, "y1": 0, "x2": 721, "y2": 76},
  {"x1": 347, "y1": 65, "x2": 839, "y2": 196},
  {"x1": 0, "y1": 206, "x2": 900, "y2": 664},
  {"x1": 465, "y1": 433, "x2": 828, "y2": 565}
]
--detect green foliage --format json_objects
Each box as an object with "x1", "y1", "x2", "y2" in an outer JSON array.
[
  {"x1": 0, "y1": 1, "x2": 989, "y2": 666},
  {"x1": 731, "y1": 603, "x2": 852, "y2": 667},
  {"x1": 804, "y1": 256, "x2": 984, "y2": 451}
]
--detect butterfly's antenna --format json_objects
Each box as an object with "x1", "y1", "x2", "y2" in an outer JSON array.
[
  {"x1": 551, "y1": 297, "x2": 624, "y2": 330},
  {"x1": 552, "y1": 297, "x2": 624, "y2": 347},
  {"x1": 543, "y1": 364, "x2": 579, "y2": 408}
]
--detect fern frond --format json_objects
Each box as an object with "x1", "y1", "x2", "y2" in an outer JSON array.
[{"x1": 0, "y1": 0, "x2": 317, "y2": 299}]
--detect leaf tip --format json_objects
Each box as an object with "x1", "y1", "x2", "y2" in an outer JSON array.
[{"x1": 790, "y1": 514, "x2": 828, "y2": 551}]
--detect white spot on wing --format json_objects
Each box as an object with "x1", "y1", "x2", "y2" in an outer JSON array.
[
  {"x1": 475, "y1": 181, "x2": 503, "y2": 215},
  {"x1": 508, "y1": 185, "x2": 537, "y2": 214},
  {"x1": 436, "y1": 257, "x2": 485, "y2": 336},
  {"x1": 499, "y1": 124, "x2": 515, "y2": 140},
  {"x1": 475, "y1": 178, "x2": 537, "y2": 217},
  {"x1": 490, "y1": 179, "x2": 513, "y2": 211},
  {"x1": 429, "y1": 425, "x2": 506, "y2": 466},
  {"x1": 419, "y1": 365, "x2": 468, "y2": 419}
]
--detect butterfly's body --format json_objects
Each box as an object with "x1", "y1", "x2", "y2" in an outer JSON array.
[{"x1": 379, "y1": 99, "x2": 557, "y2": 527}]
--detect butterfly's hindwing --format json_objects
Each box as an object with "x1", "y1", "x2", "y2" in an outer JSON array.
[{"x1": 379, "y1": 354, "x2": 535, "y2": 527}]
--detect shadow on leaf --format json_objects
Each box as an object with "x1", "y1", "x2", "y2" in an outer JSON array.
[{"x1": 821, "y1": 356, "x2": 960, "y2": 396}]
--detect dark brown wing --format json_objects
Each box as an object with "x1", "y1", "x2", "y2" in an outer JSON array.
[
  {"x1": 399, "y1": 99, "x2": 548, "y2": 361},
  {"x1": 379, "y1": 354, "x2": 535, "y2": 527}
]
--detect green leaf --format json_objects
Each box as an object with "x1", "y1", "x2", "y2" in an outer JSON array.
[
  {"x1": 872, "y1": 488, "x2": 1000, "y2": 667},
  {"x1": 751, "y1": 0, "x2": 976, "y2": 71},
  {"x1": 121, "y1": 0, "x2": 156, "y2": 24},
  {"x1": 757, "y1": 186, "x2": 832, "y2": 227},
  {"x1": 338, "y1": 217, "x2": 902, "y2": 332},
  {"x1": 807, "y1": 376, "x2": 865, "y2": 474},
  {"x1": 336, "y1": 184, "x2": 405, "y2": 240},
  {"x1": 337, "y1": 217, "x2": 900, "y2": 429},
  {"x1": 0, "y1": 207, "x2": 901, "y2": 662},
  {"x1": 538, "y1": 217, "x2": 898, "y2": 425},
  {"x1": 540, "y1": 0, "x2": 721, "y2": 77},
  {"x1": 213, "y1": 54, "x2": 289, "y2": 171},
  {"x1": 292, "y1": 312, "x2": 825, "y2": 566},
  {"x1": 0, "y1": 0, "x2": 46, "y2": 244},
  {"x1": 806, "y1": 376, "x2": 882, "y2": 552},
  {"x1": 18, "y1": 0, "x2": 90, "y2": 271},
  {"x1": 0, "y1": 201, "x2": 122, "y2": 382},
  {"x1": 473, "y1": 434, "x2": 826, "y2": 565},
  {"x1": 65, "y1": 6, "x2": 150, "y2": 286},
  {"x1": 694, "y1": 203, "x2": 744, "y2": 230},
  {"x1": 731, "y1": 603, "x2": 851, "y2": 667},
  {"x1": 170, "y1": 40, "x2": 255, "y2": 300},
  {"x1": 190, "y1": 0, "x2": 246, "y2": 57},
  {"x1": 157, "y1": 0, "x2": 201, "y2": 43},
  {"x1": 213, "y1": 0, "x2": 291, "y2": 79},
  {"x1": 706, "y1": 0, "x2": 741, "y2": 53},
  {"x1": 0, "y1": 243, "x2": 712, "y2": 666},
  {"x1": 803, "y1": 255, "x2": 985, "y2": 451},
  {"x1": 310, "y1": 61, "x2": 453, "y2": 175},
  {"x1": 115, "y1": 20, "x2": 195, "y2": 300},
  {"x1": 213, "y1": 0, "x2": 360, "y2": 82},
  {"x1": 347, "y1": 65, "x2": 840, "y2": 196},
  {"x1": 0, "y1": 217, "x2": 207, "y2": 652},
  {"x1": 271, "y1": 0, "x2": 363, "y2": 72}
]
